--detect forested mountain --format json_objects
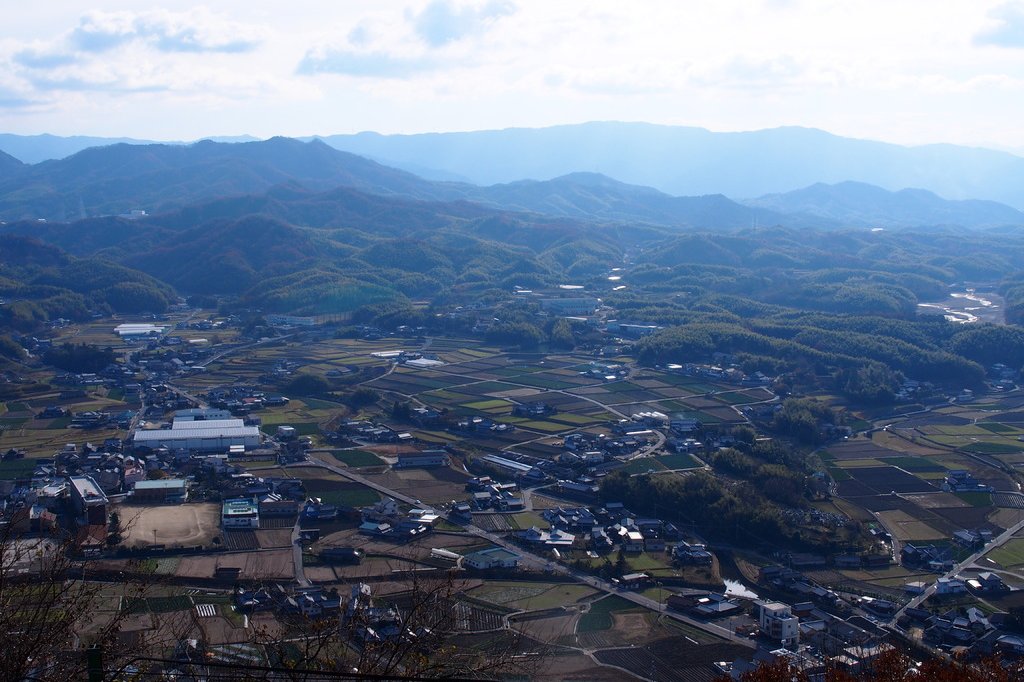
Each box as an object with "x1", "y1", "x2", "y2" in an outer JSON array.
[
  {"x1": 1, "y1": 136, "x2": 1019, "y2": 230},
  {"x1": 3, "y1": 158, "x2": 1024, "y2": 394},
  {"x1": 747, "y1": 181, "x2": 1024, "y2": 229},
  {"x1": 0, "y1": 235, "x2": 176, "y2": 330},
  {"x1": 0, "y1": 149, "x2": 23, "y2": 179},
  {"x1": 316, "y1": 122, "x2": 1024, "y2": 210},
  {"x1": 459, "y1": 172, "x2": 821, "y2": 229},
  {"x1": 0, "y1": 137, "x2": 456, "y2": 222}
]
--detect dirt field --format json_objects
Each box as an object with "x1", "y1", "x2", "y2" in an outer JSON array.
[
  {"x1": 902, "y1": 492, "x2": 968, "y2": 509},
  {"x1": 876, "y1": 509, "x2": 947, "y2": 542},
  {"x1": 121, "y1": 503, "x2": 221, "y2": 547},
  {"x1": 360, "y1": 466, "x2": 472, "y2": 505},
  {"x1": 175, "y1": 549, "x2": 294, "y2": 580},
  {"x1": 256, "y1": 528, "x2": 293, "y2": 549}
]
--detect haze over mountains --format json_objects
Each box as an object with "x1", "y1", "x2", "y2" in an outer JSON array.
[
  {"x1": 0, "y1": 129, "x2": 1022, "y2": 230},
  {"x1": 314, "y1": 122, "x2": 1024, "y2": 211}
]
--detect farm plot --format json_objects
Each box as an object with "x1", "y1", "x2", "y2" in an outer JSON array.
[
  {"x1": 468, "y1": 582, "x2": 597, "y2": 610},
  {"x1": 121, "y1": 503, "x2": 221, "y2": 547},
  {"x1": 329, "y1": 449, "x2": 385, "y2": 467},
  {"x1": 360, "y1": 466, "x2": 471, "y2": 505},
  {"x1": 875, "y1": 509, "x2": 947, "y2": 542},
  {"x1": 987, "y1": 539, "x2": 1024, "y2": 568},
  {"x1": 845, "y1": 466, "x2": 936, "y2": 494},
  {"x1": 176, "y1": 549, "x2": 294, "y2": 581},
  {"x1": 823, "y1": 438, "x2": 904, "y2": 461},
  {"x1": 578, "y1": 595, "x2": 641, "y2": 632}
]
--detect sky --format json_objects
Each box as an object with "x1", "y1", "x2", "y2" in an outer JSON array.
[{"x1": 1, "y1": 1, "x2": 1024, "y2": 151}]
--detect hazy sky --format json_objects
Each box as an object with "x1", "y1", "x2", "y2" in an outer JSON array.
[{"x1": 2, "y1": 1, "x2": 1024, "y2": 150}]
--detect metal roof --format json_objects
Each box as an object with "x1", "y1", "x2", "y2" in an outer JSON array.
[
  {"x1": 134, "y1": 425, "x2": 260, "y2": 441},
  {"x1": 134, "y1": 478, "x2": 188, "y2": 490},
  {"x1": 170, "y1": 418, "x2": 245, "y2": 430}
]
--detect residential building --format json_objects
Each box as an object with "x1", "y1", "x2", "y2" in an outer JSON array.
[{"x1": 758, "y1": 601, "x2": 800, "y2": 644}]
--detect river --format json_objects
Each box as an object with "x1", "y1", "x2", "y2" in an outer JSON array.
[{"x1": 917, "y1": 288, "x2": 1004, "y2": 325}]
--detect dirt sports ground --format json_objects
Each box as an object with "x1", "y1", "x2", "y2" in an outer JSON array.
[{"x1": 120, "y1": 502, "x2": 221, "y2": 548}]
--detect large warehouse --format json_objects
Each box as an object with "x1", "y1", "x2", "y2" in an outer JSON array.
[{"x1": 132, "y1": 418, "x2": 261, "y2": 452}]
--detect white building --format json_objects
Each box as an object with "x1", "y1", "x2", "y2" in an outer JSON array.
[
  {"x1": 222, "y1": 498, "x2": 260, "y2": 529},
  {"x1": 758, "y1": 601, "x2": 800, "y2": 644},
  {"x1": 133, "y1": 418, "x2": 261, "y2": 452},
  {"x1": 463, "y1": 547, "x2": 521, "y2": 570}
]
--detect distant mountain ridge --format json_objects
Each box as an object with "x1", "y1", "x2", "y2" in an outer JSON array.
[
  {"x1": 315, "y1": 121, "x2": 1024, "y2": 210},
  {"x1": 0, "y1": 135, "x2": 1020, "y2": 230},
  {"x1": 0, "y1": 132, "x2": 260, "y2": 164},
  {"x1": 746, "y1": 181, "x2": 1024, "y2": 229}
]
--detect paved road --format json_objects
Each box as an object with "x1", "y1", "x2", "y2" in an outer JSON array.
[
  {"x1": 294, "y1": 455, "x2": 753, "y2": 647},
  {"x1": 291, "y1": 516, "x2": 311, "y2": 586}
]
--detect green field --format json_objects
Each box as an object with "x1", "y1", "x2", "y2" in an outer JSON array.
[
  {"x1": 461, "y1": 399, "x2": 513, "y2": 410},
  {"x1": 577, "y1": 595, "x2": 641, "y2": 632},
  {"x1": 827, "y1": 466, "x2": 852, "y2": 481},
  {"x1": 655, "y1": 453, "x2": 702, "y2": 469},
  {"x1": 330, "y1": 449, "x2": 385, "y2": 467},
  {"x1": 879, "y1": 456, "x2": 945, "y2": 472},
  {"x1": 978, "y1": 423, "x2": 1019, "y2": 434},
  {"x1": 962, "y1": 442, "x2": 1024, "y2": 455},
  {"x1": 956, "y1": 492, "x2": 993, "y2": 507},
  {"x1": 619, "y1": 458, "x2": 666, "y2": 475},
  {"x1": 988, "y1": 539, "x2": 1024, "y2": 568}
]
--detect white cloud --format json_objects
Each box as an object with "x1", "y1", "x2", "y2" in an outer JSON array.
[
  {"x1": 69, "y1": 9, "x2": 264, "y2": 53},
  {"x1": 411, "y1": 0, "x2": 516, "y2": 47},
  {"x1": 0, "y1": 1, "x2": 1022, "y2": 149},
  {"x1": 975, "y1": 2, "x2": 1024, "y2": 47}
]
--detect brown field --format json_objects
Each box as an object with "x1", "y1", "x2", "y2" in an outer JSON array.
[
  {"x1": 360, "y1": 466, "x2": 471, "y2": 505},
  {"x1": 902, "y1": 492, "x2": 969, "y2": 509},
  {"x1": 256, "y1": 528, "x2": 293, "y2": 548},
  {"x1": 513, "y1": 612, "x2": 579, "y2": 643},
  {"x1": 175, "y1": 549, "x2": 294, "y2": 580},
  {"x1": 121, "y1": 503, "x2": 221, "y2": 547},
  {"x1": 876, "y1": 509, "x2": 947, "y2": 542}
]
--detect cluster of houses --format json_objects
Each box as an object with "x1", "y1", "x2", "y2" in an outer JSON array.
[
  {"x1": 357, "y1": 498, "x2": 440, "y2": 542},
  {"x1": 664, "y1": 362, "x2": 773, "y2": 387},
  {"x1": 234, "y1": 582, "x2": 420, "y2": 644},
  {"x1": 899, "y1": 601, "x2": 1024, "y2": 658},
  {"x1": 204, "y1": 386, "x2": 290, "y2": 416},
  {"x1": 505, "y1": 502, "x2": 709, "y2": 563},
  {"x1": 462, "y1": 476, "x2": 525, "y2": 512},
  {"x1": 334, "y1": 419, "x2": 411, "y2": 445}
]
